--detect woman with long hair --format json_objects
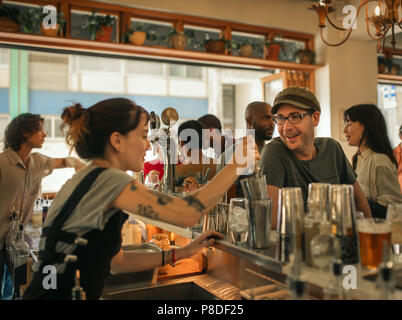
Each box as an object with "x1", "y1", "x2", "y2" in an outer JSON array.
[
  {"x1": 23, "y1": 98, "x2": 259, "y2": 300},
  {"x1": 343, "y1": 104, "x2": 402, "y2": 218}
]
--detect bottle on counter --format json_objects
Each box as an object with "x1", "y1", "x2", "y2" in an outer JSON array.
[
  {"x1": 42, "y1": 200, "x2": 49, "y2": 224},
  {"x1": 6, "y1": 210, "x2": 20, "y2": 263},
  {"x1": 72, "y1": 270, "x2": 86, "y2": 300},
  {"x1": 13, "y1": 224, "x2": 30, "y2": 269},
  {"x1": 32, "y1": 200, "x2": 43, "y2": 227}
]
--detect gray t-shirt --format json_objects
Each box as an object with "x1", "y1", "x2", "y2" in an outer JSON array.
[
  {"x1": 259, "y1": 137, "x2": 356, "y2": 208},
  {"x1": 34, "y1": 165, "x2": 133, "y2": 273}
]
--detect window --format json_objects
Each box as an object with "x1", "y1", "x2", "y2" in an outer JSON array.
[
  {"x1": 78, "y1": 56, "x2": 121, "y2": 73},
  {"x1": 169, "y1": 64, "x2": 203, "y2": 79},
  {"x1": 43, "y1": 116, "x2": 65, "y2": 140},
  {"x1": 0, "y1": 115, "x2": 10, "y2": 140},
  {"x1": 29, "y1": 52, "x2": 69, "y2": 91},
  {"x1": 126, "y1": 60, "x2": 164, "y2": 76},
  {"x1": 0, "y1": 48, "x2": 9, "y2": 66},
  {"x1": 223, "y1": 85, "x2": 235, "y2": 131}
]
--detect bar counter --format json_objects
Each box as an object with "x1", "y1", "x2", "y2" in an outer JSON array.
[{"x1": 124, "y1": 210, "x2": 402, "y2": 300}]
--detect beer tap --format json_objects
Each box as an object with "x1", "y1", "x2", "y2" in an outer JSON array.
[{"x1": 148, "y1": 108, "x2": 179, "y2": 194}]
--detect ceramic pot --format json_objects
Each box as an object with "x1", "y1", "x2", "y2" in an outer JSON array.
[
  {"x1": 41, "y1": 24, "x2": 61, "y2": 37},
  {"x1": 239, "y1": 44, "x2": 253, "y2": 57},
  {"x1": 170, "y1": 33, "x2": 186, "y2": 50},
  {"x1": 266, "y1": 43, "x2": 281, "y2": 61},
  {"x1": 205, "y1": 39, "x2": 225, "y2": 53},
  {"x1": 95, "y1": 25, "x2": 113, "y2": 42},
  {"x1": 129, "y1": 31, "x2": 146, "y2": 45}
]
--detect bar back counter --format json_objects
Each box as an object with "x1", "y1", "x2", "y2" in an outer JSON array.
[{"x1": 100, "y1": 211, "x2": 402, "y2": 300}]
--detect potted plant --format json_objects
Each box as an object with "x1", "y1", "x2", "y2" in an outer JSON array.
[
  {"x1": 264, "y1": 34, "x2": 282, "y2": 61},
  {"x1": 204, "y1": 34, "x2": 230, "y2": 54},
  {"x1": 164, "y1": 28, "x2": 187, "y2": 50},
  {"x1": 0, "y1": 5, "x2": 20, "y2": 33},
  {"x1": 123, "y1": 22, "x2": 146, "y2": 45},
  {"x1": 232, "y1": 39, "x2": 260, "y2": 58},
  {"x1": 19, "y1": 6, "x2": 65, "y2": 37},
  {"x1": 82, "y1": 10, "x2": 116, "y2": 42}
]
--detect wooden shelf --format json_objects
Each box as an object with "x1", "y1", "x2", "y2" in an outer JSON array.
[
  {"x1": 0, "y1": 31, "x2": 323, "y2": 71},
  {"x1": 378, "y1": 73, "x2": 402, "y2": 83}
]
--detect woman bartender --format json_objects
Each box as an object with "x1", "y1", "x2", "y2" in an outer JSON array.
[{"x1": 23, "y1": 98, "x2": 259, "y2": 300}]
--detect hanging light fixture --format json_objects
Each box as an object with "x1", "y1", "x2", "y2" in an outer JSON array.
[{"x1": 310, "y1": 0, "x2": 402, "y2": 51}]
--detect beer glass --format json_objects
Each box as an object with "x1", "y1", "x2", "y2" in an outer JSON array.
[
  {"x1": 386, "y1": 203, "x2": 402, "y2": 255},
  {"x1": 357, "y1": 218, "x2": 392, "y2": 270},
  {"x1": 228, "y1": 198, "x2": 250, "y2": 246},
  {"x1": 277, "y1": 187, "x2": 305, "y2": 263}
]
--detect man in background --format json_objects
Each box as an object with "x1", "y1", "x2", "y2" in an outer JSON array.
[
  {"x1": 0, "y1": 113, "x2": 85, "y2": 299},
  {"x1": 259, "y1": 87, "x2": 372, "y2": 229}
]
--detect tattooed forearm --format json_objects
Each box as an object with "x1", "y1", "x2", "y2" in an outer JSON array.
[
  {"x1": 147, "y1": 189, "x2": 173, "y2": 206},
  {"x1": 136, "y1": 204, "x2": 159, "y2": 220},
  {"x1": 183, "y1": 195, "x2": 206, "y2": 212}
]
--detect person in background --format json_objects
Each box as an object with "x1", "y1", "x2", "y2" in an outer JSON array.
[
  {"x1": 393, "y1": 124, "x2": 402, "y2": 192},
  {"x1": 23, "y1": 98, "x2": 258, "y2": 300},
  {"x1": 0, "y1": 113, "x2": 85, "y2": 299},
  {"x1": 198, "y1": 114, "x2": 235, "y2": 161},
  {"x1": 344, "y1": 105, "x2": 402, "y2": 218},
  {"x1": 217, "y1": 101, "x2": 275, "y2": 198},
  {"x1": 260, "y1": 87, "x2": 372, "y2": 229},
  {"x1": 177, "y1": 120, "x2": 214, "y2": 192}
]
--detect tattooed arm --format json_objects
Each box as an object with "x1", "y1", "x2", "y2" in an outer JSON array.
[{"x1": 112, "y1": 136, "x2": 259, "y2": 227}]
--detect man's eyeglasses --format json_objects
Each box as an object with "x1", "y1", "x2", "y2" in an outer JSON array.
[{"x1": 272, "y1": 111, "x2": 313, "y2": 125}]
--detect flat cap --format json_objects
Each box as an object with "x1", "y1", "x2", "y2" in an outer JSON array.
[{"x1": 272, "y1": 87, "x2": 321, "y2": 114}]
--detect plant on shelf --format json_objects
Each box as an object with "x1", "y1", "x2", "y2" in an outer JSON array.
[
  {"x1": 204, "y1": 34, "x2": 231, "y2": 54},
  {"x1": 0, "y1": 5, "x2": 20, "y2": 33},
  {"x1": 165, "y1": 28, "x2": 188, "y2": 50},
  {"x1": 231, "y1": 39, "x2": 263, "y2": 58},
  {"x1": 82, "y1": 10, "x2": 116, "y2": 42},
  {"x1": 264, "y1": 33, "x2": 283, "y2": 61},
  {"x1": 123, "y1": 22, "x2": 156, "y2": 46},
  {"x1": 19, "y1": 6, "x2": 66, "y2": 37}
]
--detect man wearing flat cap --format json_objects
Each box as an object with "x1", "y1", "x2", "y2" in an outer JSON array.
[{"x1": 259, "y1": 87, "x2": 372, "y2": 229}]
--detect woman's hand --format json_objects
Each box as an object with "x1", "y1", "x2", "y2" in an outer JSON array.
[{"x1": 181, "y1": 230, "x2": 223, "y2": 257}]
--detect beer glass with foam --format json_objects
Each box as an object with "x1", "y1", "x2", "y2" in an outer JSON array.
[{"x1": 357, "y1": 218, "x2": 392, "y2": 270}]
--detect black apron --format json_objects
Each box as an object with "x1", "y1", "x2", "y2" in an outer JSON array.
[{"x1": 23, "y1": 167, "x2": 128, "y2": 300}]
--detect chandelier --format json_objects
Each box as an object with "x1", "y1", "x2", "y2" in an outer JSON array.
[{"x1": 310, "y1": 0, "x2": 402, "y2": 51}]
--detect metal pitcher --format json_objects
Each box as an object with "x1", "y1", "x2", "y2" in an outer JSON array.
[
  {"x1": 329, "y1": 184, "x2": 359, "y2": 264},
  {"x1": 248, "y1": 199, "x2": 272, "y2": 249}
]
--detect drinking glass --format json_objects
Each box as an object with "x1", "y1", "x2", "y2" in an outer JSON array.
[
  {"x1": 145, "y1": 173, "x2": 159, "y2": 189},
  {"x1": 386, "y1": 203, "x2": 402, "y2": 256},
  {"x1": 357, "y1": 218, "x2": 392, "y2": 270},
  {"x1": 228, "y1": 198, "x2": 250, "y2": 246}
]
